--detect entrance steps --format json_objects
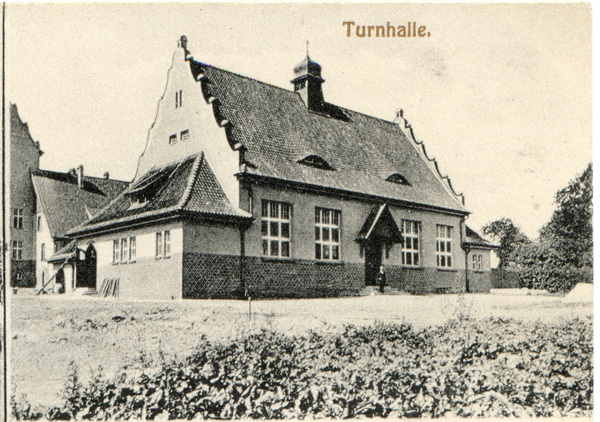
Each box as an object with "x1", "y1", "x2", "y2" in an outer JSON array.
[
  {"x1": 74, "y1": 288, "x2": 98, "y2": 296},
  {"x1": 358, "y1": 286, "x2": 407, "y2": 296}
]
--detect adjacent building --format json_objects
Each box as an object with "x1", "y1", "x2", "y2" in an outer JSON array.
[
  {"x1": 7, "y1": 104, "x2": 128, "y2": 292},
  {"x1": 66, "y1": 36, "x2": 496, "y2": 299}
]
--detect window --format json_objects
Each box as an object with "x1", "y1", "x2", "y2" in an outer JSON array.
[
  {"x1": 12, "y1": 240, "x2": 23, "y2": 260},
  {"x1": 298, "y1": 155, "x2": 334, "y2": 170},
  {"x1": 261, "y1": 200, "x2": 291, "y2": 258},
  {"x1": 315, "y1": 207, "x2": 341, "y2": 261},
  {"x1": 129, "y1": 236, "x2": 136, "y2": 263},
  {"x1": 179, "y1": 90, "x2": 182, "y2": 107},
  {"x1": 120, "y1": 238, "x2": 129, "y2": 263},
  {"x1": 37, "y1": 215, "x2": 42, "y2": 231},
  {"x1": 114, "y1": 237, "x2": 135, "y2": 264},
  {"x1": 402, "y1": 220, "x2": 420, "y2": 267},
  {"x1": 472, "y1": 254, "x2": 483, "y2": 272},
  {"x1": 156, "y1": 232, "x2": 163, "y2": 258},
  {"x1": 113, "y1": 240, "x2": 120, "y2": 264},
  {"x1": 13, "y1": 208, "x2": 23, "y2": 229},
  {"x1": 175, "y1": 90, "x2": 183, "y2": 108},
  {"x1": 41, "y1": 243, "x2": 45, "y2": 262},
  {"x1": 436, "y1": 225, "x2": 453, "y2": 268},
  {"x1": 156, "y1": 231, "x2": 170, "y2": 259},
  {"x1": 15, "y1": 272, "x2": 22, "y2": 281},
  {"x1": 180, "y1": 130, "x2": 189, "y2": 141},
  {"x1": 386, "y1": 173, "x2": 411, "y2": 186},
  {"x1": 169, "y1": 134, "x2": 177, "y2": 145},
  {"x1": 164, "y1": 230, "x2": 171, "y2": 258}
]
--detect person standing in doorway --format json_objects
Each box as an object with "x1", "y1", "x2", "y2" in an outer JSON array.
[{"x1": 377, "y1": 265, "x2": 386, "y2": 293}]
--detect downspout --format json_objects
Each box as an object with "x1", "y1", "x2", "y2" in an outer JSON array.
[
  {"x1": 461, "y1": 215, "x2": 470, "y2": 293},
  {"x1": 240, "y1": 225, "x2": 247, "y2": 298}
]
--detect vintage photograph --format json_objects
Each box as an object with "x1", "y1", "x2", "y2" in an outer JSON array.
[{"x1": 3, "y1": 3, "x2": 592, "y2": 420}]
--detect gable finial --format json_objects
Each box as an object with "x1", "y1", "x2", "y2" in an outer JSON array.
[{"x1": 306, "y1": 40, "x2": 309, "y2": 57}]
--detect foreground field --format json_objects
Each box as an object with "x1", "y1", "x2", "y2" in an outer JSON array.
[{"x1": 10, "y1": 290, "x2": 593, "y2": 416}]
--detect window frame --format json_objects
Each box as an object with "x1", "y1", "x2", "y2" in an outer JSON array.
[
  {"x1": 129, "y1": 236, "x2": 136, "y2": 263},
  {"x1": 156, "y1": 232, "x2": 163, "y2": 259},
  {"x1": 472, "y1": 253, "x2": 483, "y2": 272},
  {"x1": 164, "y1": 230, "x2": 171, "y2": 258},
  {"x1": 13, "y1": 208, "x2": 24, "y2": 229},
  {"x1": 401, "y1": 220, "x2": 421, "y2": 267},
  {"x1": 315, "y1": 207, "x2": 341, "y2": 261},
  {"x1": 113, "y1": 239, "x2": 120, "y2": 264},
  {"x1": 12, "y1": 240, "x2": 23, "y2": 261},
  {"x1": 261, "y1": 200, "x2": 292, "y2": 259},
  {"x1": 120, "y1": 238, "x2": 129, "y2": 264},
  {"x1": 436, "y1": 225, "x2": 453, "y2": 269}
]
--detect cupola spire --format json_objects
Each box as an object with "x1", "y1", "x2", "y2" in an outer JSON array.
[{"x1": 291, "y1": 51, "x2": 325, "y2": 112}]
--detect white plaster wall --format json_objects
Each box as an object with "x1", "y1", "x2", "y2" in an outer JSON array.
[
  {"x1": 35, "y1": 207, "x2": 56, "y2": 290},
  {"x1": 95, "y1": 222, "x2": 184, "y2": 266},
  {"x1": 135, "y1": 45, "x2": 240, "y2": 208}
]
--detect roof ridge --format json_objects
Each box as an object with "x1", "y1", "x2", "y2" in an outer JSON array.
[
  {"x1": 197, "y1": 62, "x2": 296, "y2": 95},
  {"x1": 178, "y1": 152, "x2": 205, "y2": 210},
  {"x1": 200, "y1": 62, "x2": 402, "y2": 128},
  {"x1": 34, "y1": 168, "x2": 129, "y2": 184}
]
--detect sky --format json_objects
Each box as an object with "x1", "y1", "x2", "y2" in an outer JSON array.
[{"x1": 5, "y1": 3, "x2": 592, "y2": 240}]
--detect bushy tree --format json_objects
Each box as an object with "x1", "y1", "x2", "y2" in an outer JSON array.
[
  {"x1": 485, "y1": 164, "x2": 592, "y2": 292},
  {"x1": 482, "y1": 218, "x2": 530, "y2": 269}
]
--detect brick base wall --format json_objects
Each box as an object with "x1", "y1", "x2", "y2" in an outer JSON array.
[
  {"x1": 182, "y1": 253, "x2": 490, "y2": 298},
  {"x1": 394, "y1": 267, "x2": 467, "y2": 294},
  {"x1": 182, "y1": 253, "x2": 364, "y2": 299}
]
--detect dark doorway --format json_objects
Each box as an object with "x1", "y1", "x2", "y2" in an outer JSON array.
[
  {"x1": 365, "y1": 240, "x2": 383, "y2": 286},
  {"x1": 78, "y1": 245, "x2": 97, "y2": 289},
  {"x1": 55, "y1": 269, "x2": 65, "y2": 293}
]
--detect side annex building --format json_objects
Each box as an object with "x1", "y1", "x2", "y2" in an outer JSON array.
[{"x1": 61, "y1": 36, "x2": 495, "y2": 300}]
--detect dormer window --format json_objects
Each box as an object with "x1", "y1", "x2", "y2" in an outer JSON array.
[
  {"x1": 298, "y1": 155, "x2": 334, "y2": 170},
  {"x1": 386, "y1": 173, "x2": 411, "y2": 186},
  {"x1": 130, "y1": 195, "x2": 148, "y2": 209},
  {"x1": 169, "y1": 134, "x2": 177, "y2": 145}
]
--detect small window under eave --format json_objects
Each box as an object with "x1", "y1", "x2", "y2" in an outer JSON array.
[
  {"x1": 386, "y1": 173, "x2": 411, "y2": 186},
  {"x1": 298, "y1": 155, "x2": 335, "y2": 171}
]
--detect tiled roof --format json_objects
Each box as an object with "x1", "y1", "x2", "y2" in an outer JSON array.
[
  {"x1": 355, "y1": 204, "x2": 403, "y2": 243},
  {"x1": 47, "y1": 240, "x2": 78, "y2": 262},
  {"x1": 464, "y1": 226, "x2": 497, "y2": 249},
  {"x1": 189, "y1": 60, "x2": 467, "y2": 213},
  {"x1": 67, "y1": 153, "x2": 252, "y2": 237},
  {"x1": 31, "y1": 169, "x2": 129, "y2": 238}
]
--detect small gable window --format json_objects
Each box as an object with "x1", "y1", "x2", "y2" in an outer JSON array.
[
  {"x1": 175, "y1": 90, "x2": 182, "y2": 109},
  {"x1": 386, "y1": 173, "x2": 411, "y2": 186},
  {"x1": 298, "y1": 155, "x2": 334, "y2": 171},
  {"x1": 169, "y1": 134, "x2": 177, "y2": 145},
  {"x1": 180, "y1": 130, "x2": 189, "y2": 141}
]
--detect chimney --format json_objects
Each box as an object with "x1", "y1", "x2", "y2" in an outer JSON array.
[
  {"x1": 76, "y1": 165, "x2": 84, "y2": 189},
  {"x1": 291, "y1": 55, "x2": 325, "y2": 112},
  {"x1": 103, "y1": 171, "x2": 110, "y2": 179}
]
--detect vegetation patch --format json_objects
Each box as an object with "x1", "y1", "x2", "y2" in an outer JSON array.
[{"x1": 12, "y1": 316, "x2": 592, "y2": 419}]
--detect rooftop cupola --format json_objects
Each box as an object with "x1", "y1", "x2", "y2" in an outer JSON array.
[{"x1": 291, "y1": 55, "x2": 325, "y2": 112}]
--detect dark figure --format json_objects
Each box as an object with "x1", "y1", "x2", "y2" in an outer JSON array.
[{"x1": 377, "y1": 265, "x2": 386, "y2": 293}]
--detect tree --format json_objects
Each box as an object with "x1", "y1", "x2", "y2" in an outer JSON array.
[
  {"x1": 484, "y1": 164, "x2": 593, "y2": 292},
  {"x1": 482, "y1": 217, "x2": 530, "y2": 269}
]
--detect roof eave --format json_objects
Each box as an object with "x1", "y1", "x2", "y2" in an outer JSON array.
[{"x1": 237, "y1": 172, "x2": 470, "y2": 216}]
